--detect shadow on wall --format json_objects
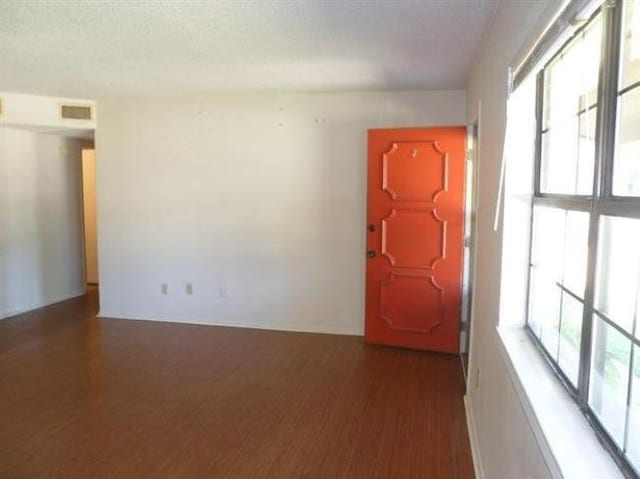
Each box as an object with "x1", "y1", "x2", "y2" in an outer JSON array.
[{"x1": 0, "y1": 128, "x2": 86, "y2": 319}]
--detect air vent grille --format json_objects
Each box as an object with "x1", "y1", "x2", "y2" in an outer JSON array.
[{"x1": 61, "y1": 104, "x2": 92, "y2": 120}]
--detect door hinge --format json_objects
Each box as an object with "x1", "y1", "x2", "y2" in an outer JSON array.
[{"x1": 466, "y1": 150, "x2": 473, "y2": 162}]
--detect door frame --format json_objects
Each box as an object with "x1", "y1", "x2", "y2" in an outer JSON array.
[
  {"x1": 461, "y1": 117, "x2": 480, "y2": 390},
  {"x1": 80, "y1": 145, "x2": 99, "y2": 287}
]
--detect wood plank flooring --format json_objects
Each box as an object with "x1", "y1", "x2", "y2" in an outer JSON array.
[{"x1": 0, "y1": 288, "x2": 474, "y2": 478}]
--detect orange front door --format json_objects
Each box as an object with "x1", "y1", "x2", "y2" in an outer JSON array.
[{"x1": 365, "y1": 127, "x2": 466, "y2": 353}]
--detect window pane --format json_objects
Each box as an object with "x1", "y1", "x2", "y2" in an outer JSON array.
[
  {"x1": 589, "y1": 317, "x2": 632, "y2": 447},
  {"x1": 528, "y1": 267, "x2": 543, "y2": 338},
  {"x1": 531, "y1": 206, "x2": 588, "y2": 297},
  {"x1": 562, "y1": 211, "x2": 589, "y2": 297},
  {"x1": 627, "y1": 346, "x2": 640, "y2": 470},
  {"x1": 531, "y1": 206, "x2": 566, "y2": 281},
  {"x1": 558, "y1": 292, "x2": 583, "y2": 386},
  {"x1": 541, "y1": 121, "x2": 579, "y2": 194},
  {"x1": 540, "y1": 109, "x2": 597, "y2": 196},
  {"x1": 577, "y1": 108, "x2": 597, "y2": 194},
  {"x1": 620, "y1": 0, "x2": 640, "y2": 89},
  {"x1": 612, "y1": 87, "x2": 640, "y2": 197},
  {"x1": 540, "y1": 109, "x2": 596, "y2": 196},
  {"x1": 529, "y1": 268, "x2": 561, "y2": 357},
  {"x1": 637, "y1": 290, "x2": 640, "y2": 342},
  {"x1": 595, "y1": 216, "x2": 640, "y2": 334},
  {"x1": 543, "y1": 16, "x2": 602, "y2": 128},
  {"x1": 541, "y1": 293, "x2": 561, "y2": 358},
  {"x1": 540, "y1": 14, "x2": 601, "y2": 195}
]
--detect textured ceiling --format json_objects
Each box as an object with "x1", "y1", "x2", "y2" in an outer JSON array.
[{"x1": 0, "y1": 0, "x2": 499, "y2": 98}]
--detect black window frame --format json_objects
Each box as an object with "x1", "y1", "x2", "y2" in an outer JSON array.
[{"x1": 524, "y1": 1, "x2": 640, "y2": 477}]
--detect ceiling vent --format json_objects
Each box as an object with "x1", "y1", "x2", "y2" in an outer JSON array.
[{"x1": 60, "y1": 104, "x2": 92, "y2": 121}]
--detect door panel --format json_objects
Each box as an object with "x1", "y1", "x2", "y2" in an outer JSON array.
[
  {"x1": 365, "y1": 127, "x2": 466, "y2": 353},
  {"x1": 381, "y1": 208, "x2": 445, "y2": 268},
  {"x1": 380, "y1": 272, "x2": 443, "y2": 333}
]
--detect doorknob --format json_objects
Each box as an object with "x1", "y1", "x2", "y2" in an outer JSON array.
[
  {"x1": 368, "y1": 224, "x2": 376, "y2": 232},
  {"x1": 367, "y1": 250, "x2": 376, "y2": 258}
]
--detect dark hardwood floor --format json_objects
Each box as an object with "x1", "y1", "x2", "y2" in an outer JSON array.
[{"x1": 0, "y1": 288, "x2": 474, "y2": 478}]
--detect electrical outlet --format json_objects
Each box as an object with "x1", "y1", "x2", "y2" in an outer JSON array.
[
  {"x1": 161, "y1": 283, "x2": 168, "y2": 295},
  {"x1": 186, "y1": 283, "x2": 193, "y2": 295},
  {"x1": 219, "y1": 286, "x2": 227, "y2": 298}
]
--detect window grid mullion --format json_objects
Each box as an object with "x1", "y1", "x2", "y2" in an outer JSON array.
[
  {"x1": 532, "y1": 195, "x2": 591, "y2": 211},
  {"x1": 533, "y1": 71, "x2": 544, "y2": 197},
  {"x1": 593, "y1": 310, "x2": 640, "y2": 347},
  {"x1": 622, "y1": 269, "x2": 640, "y2": 453},
  {"x1": 555, "y1": 281, "x2": 584, "y2": 303},
  {"x1": 599, "y1": 199, "x2": 640, "y2": 218},
  {"x1": 619, "y1": 80, "x2": 640, "y2": 96},
  {"x1": 523, "y1": 72, "x2": 544, "y2": 338},
  {"x1": 575, "y1": 0, "x2": 623, "y2": 409},
  {"x1": 600, "y1": 1, "x2": 623, "y2": 200}
]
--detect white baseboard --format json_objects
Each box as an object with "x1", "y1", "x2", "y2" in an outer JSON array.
[
  {"x1": 464, "y1": 395, "x2": 485, "y2": 479},
  {"x1": 0, "y1": 289, "x2": 86, "y2": 320},
  {"x1": 96, "y1": 310, "x2": 363, "y2": 337}
]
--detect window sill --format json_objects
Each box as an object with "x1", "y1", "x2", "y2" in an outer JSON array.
[{"x1": 496, "y1": 326, "x2": 624, "y2": 479}]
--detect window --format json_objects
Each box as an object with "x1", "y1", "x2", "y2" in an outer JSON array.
[
  {"x1": 613, "y1": 0, "x2": 640, "y2": 196},
  {"x1": 526, "y1": 1, "x2": 640, "y2": 476}
]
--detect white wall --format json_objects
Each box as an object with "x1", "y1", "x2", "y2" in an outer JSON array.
[
  {"x1": 82, "y1": 149, "x2": 99, "y2": 284},
  {"x1": 96, "y1": 90, "x2": 466, "y2": 334},
  {"x1": 0, "y1": 127, "x2": 86, "y2": 319},
  {"x1": 465, "y1": 1, "x2": 560, "y2": 478}
]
